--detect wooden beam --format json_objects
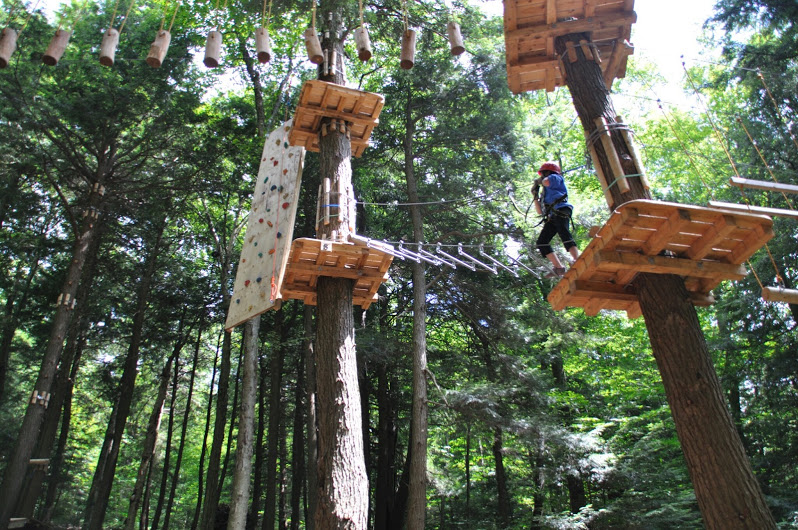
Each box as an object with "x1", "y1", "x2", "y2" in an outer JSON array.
[
  {"x1": 708, "y1": 200, "x2": 798, "y2": 220},
  {"x1": 762, "y1": 286, "x2": 798, "y2": 304},
  {"x1": 730, "y1": 176, "x2": 798, "y2": 195},
  {"x1": 595, "y1": 250, "x2": 748, "y2": 280},
  {"x1": 505, "y1": 12, "x2": 637, "y2": 42}
]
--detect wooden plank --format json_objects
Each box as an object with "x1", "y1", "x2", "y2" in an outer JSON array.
[
  {"x1": 595, "y1": 250, "x2": 748, "y2": 280},
  {"x1": 708, "y1": 200, "x2": 798, "y2": 220},
  {"x1": 570, "y1": 279, "x2": 637, "y2": 302},
  {"x1": 505, "y1": 12, "x2": 637, "y2": 41},
  {"x1": 762, "y1": 287, "x2": 798, "y2": 304},
  {"x1": 287, "y1": 262, "x2": 386, "y2": 281},
  {"x1": 728, "y1": 224, "x2": 774, "y2": 263},
  {"x1": 641, "y1": 208, "x2": 691, "y2": 255},
  {"x1": 730, "y1": 176, "x2": 798, "y2": 195},
  {"x1": 686, "y1": 213, "x2": 738, "y2": 260}
]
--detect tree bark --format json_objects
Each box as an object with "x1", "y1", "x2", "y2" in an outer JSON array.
[
  {"x1": 163, "y1": 323, "x2": 203, "y2": 530},
  {"x1": 151, "y1": 344, "x2": 181, "y2": 530},
  {"x1": 84, "y1": 214, "x2": 167, "y2": 530},
  {"x1": 290, "y1": 350, "x2": 306, "y2": 530},
  {"x1": 229, "y1": 316, "x2": 261, "y2": 529},
  {"x1": 200, "y1": 329, "x2": 233, "y2": 529},
  {"x1": 374, "y1": 362, "x2": 398, "y2": 530},
  {"x1": 403, "y1": 85, "x2": 429, "y2": 530},
  {"x1": 312, "y1": 8, "x2": 368, "y2": 529},
  {"x1": 192, "y1": 332, "x2": 221, "y2": 530},
  {"x1": 493, "y1": 428, "x2": 512, "y2": 527},
  {"x1": 303, "y1": 306, "x2": 318, "y2": 530},
  {"x1": 262, "y1": 310, "x2": 286, "y2": 530},
  {"x1": 554, "y1": 31, "x2": 776, "y2": 529},
  {"x1": 0, "y1": 182, "x2": 107, "y2": 528},
  {"x1": 124, "y1": 350, "x2": 177, "y2": 530}
]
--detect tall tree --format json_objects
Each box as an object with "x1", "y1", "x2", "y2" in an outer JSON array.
[{"x1": 553, "y1": 30, "x2": 775, "y2": 529}]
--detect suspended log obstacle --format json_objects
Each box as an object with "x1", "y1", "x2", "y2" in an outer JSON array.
[
  {"x1": 43, "y1": 29, "x2": 71, "y2": 66},
  {"x1": 400, "y1": 29, "x2": 416, "y2": 69},
  {"x1": 146, "y1": 30, "x2": 171, "y2": 68},
  {"x1": 288, "y1": 80, "x2": 384, "y2": 158},
  {"x1": 355, "y1": 26, "x2": 372, "y2": 61},
  {"x1": 0, "y1": 27, "x2": 17, "y2": 68},
  {"x1": 204, "y1": 30, "x2": 222, "y2": 67},
  {"x1": 255, "y1": 27, "x2": 271, "y2": 63},
  {"x1": 503, "y1": 0, "x2": 636, "y2": 93},
  {"x1": 99, "y1": 28, "x2": 120, "y2": 66},
  {"x1": 280, "y1": 237, "x2": 393, "y2": 309},
  {"x1": 447, "y1": 21, "x2": 465, "y2": 55},
  {"x1": 547, "y1": 200, "x2": 774, "y2": 318}
]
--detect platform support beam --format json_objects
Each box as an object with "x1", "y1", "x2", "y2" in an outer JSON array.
[{"x1": 554, "y1": 29, "x2": 776, "y2": 529}]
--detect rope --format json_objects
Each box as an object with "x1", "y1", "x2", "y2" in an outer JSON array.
[
  {"x1": 358, "y1": 0, "x2": 363, "y2": 28},
  {"x1": 167, "y1": 0, "x2": 180, "y2": 32},
  {"x1": 108, "y1": 0, "x2": 121, "y2": 29},
  {"x1": 756, "y1": 70, "x2": 798, "y2": 154},
  {"x1": 17, "y1": 0, "x2": 41, "y2": 38},
  {"x1": 402, "y1": 0, "x2": 408, "y2": 32},
  {"x1": 584, "y1": 120, "x2": 634, "y2": 151},
  {"x1": 683, "y1": 62, "x2": 786, "y2": 291},
  {"x1": 656, "y1": 100, "x2": 716, "y2": 201},
  {"x1": 311, "y1": 1, "x2": 316, "y2": 29},
  {"x1": 736, "y1": 117, "x2": 795, "y2": 210},
  {"x1": 118, "y1": 0, "x2": 136, "y2": 34},
  {"x1": 261, "y1": 0, "x2": 270, "y2": 28}
]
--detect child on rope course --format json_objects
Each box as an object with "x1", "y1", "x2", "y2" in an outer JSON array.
[{"x1": 532, "y1": 161, "x2": 580, "y2": 277}]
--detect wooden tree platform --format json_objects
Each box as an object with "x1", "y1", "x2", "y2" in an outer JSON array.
[
  {"x1": 503, "y1": 0, "x2": 636, "y2": 93},
  {"x1": 280, "y1": 237, "x2": 393, "y2": 309},
  {"x1": 547, "y1": 200, "x2": 774, "y2": 318},
  {"x1": 288, "y1": 80, "x2": 384, "y2": 158}
]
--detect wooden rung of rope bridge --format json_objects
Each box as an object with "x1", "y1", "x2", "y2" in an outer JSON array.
[
  {"x1": 288, "y1": 80, "x2": 384, "y2": 158},
  {"x1": 280, "y1": 237, "x2": 393, "y2": 309},
  {"x1": 547, "y1": 199, "x2": 775, "y2": 318}
]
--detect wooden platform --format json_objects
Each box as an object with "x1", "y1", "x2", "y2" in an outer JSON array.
[
  {"x1": 281, "y1": 237, "x2": 393, "y2": 309},
  {"x1": 288, "y1": 80, "x2": 384, "y2": 158},
  {"x1": 547, "y1": 200, "x2": 774, "y2": 318},
  {"x1": 503, "y1": 0, "x2": 636, "y2": 93}
]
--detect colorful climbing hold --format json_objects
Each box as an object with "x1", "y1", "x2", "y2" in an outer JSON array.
[
  {"x1": 277, "y1": 232, "x2": 282, "y2": 238},
  {"x1": 267, "y1": 221, "x2": 273, "y2": 227},
  {"x1": 259, "y1": 218, "x2": 264, "y2": 223},
  {"x1": 282, "y1": 202, "x2": 290, "y2": 209},
  {"x1": 256, "y1": 277, "x2": 262, "y2": 283},
  {"x1": 258, "y1": 252, "x2": 263, "y2": 258},
  {"x1": 269, "y1": 248, "x2": 276, "y2": 255},
  {"x1": 271, "y1": 185, "x2": 277, "y2": 191},
  {"x1": 245, "y1": 280, "x2": 251, "y2": 287},
  {"x1": 273, "y1": 160, "x2": 279, "y2": 166}
]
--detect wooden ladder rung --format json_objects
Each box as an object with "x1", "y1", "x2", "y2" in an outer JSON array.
[
  {"x1": 730, "y1": 176, "x2": 798, "y2": 195},
  {"x1": 761, "y1": 286, "x2": 798, "y2": 304},
  {"x1": 708, "y1": 200, "x2": 798, "y2": 220}
]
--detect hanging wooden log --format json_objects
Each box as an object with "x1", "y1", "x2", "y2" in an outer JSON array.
[
  {"x1": 99, "y1": 28, "x2": 120, "y2": 67},
  {"x1": 0, "y1": 27, "x2": 19, "y2": 68},
  {"x1": 447, "y1": 21, "x2": 465, "y2": 56},
  {"x1": 203, "y1": 30, "x2": 222, "y2": 68},
  {"x1": 761, "y1": 286, "x2": 798, "y2": 304},
  {"x1": 146, "y1": 30, "x2": 171, "y2": 68},
  {"x1": 304, "y1": 27, "x2": 323, "y2": 65},
  {"x1": 354, "y1": 26, "x2": 371, "y2": 61},
  {"x1": 42, "y1": 29, "x2": 71, "y2": 66},
  {"x1": 255, "y1": 27, "x2": 271, "y2": 63},
  {"x1": 400, "y1": 29, "x2": 416, "y2": 69}
]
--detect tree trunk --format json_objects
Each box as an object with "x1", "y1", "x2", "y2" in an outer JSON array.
[
  {"x1": 290, "y1": 351, "x2": 306, "y2": 530},
  {"x1": 554, "y1": 31, "x2": 775, "y2": 529},
  {"x1": 163, "y1": 323, "x2": 204, "y2": 530},
  {"x1": 530, "y1": 437, "x2": 546, "y2": 530},
  {"x1": 151, "y1": 344, "x2": 180, "y2": 530},
  {"x1": 303, "y1": 307, "x2": 318, "y2": 530},
  {"x1": 566, "y1": 474, "x2": 586, "y2": 514},
  {"x1": 249, "y1": 354, "x2": 269, "y2": 530},
  {"x1": 403, "y1": 85, "x2": 429, "y2": 530},
  {"x1": 200, "y1": 329, "x2": 233, "y2": 529},
  {"x1": 493, "y1": 428, "x2": 512, "y2": 527},
  {"x1": 374, "y1": 362, "x2": 398, "y2": 530},
  {"x1": 84, "y1": 214, "x2": 167, "y2": 530},
  {"x1": 124, "y1": 350, "x2": 177, "y2": 530},
  {"x1": 465, "y1": 424, "x2": 471, "y2": 517},
  {"x1": 263, "y1": 310, "x2": 286, "y2": 530},
  {"x1": 0, "y1": 182, "x2": 107, "y2": 528},
  {"x1": 192, "y1": 333, "x2": 221, "y2": 529},
  {"x1": 312, "y1": 8, "x2": 368, "y2": 529},
  {"x1": 229, "y1": 316, "x2": 261, "y2": 529}
]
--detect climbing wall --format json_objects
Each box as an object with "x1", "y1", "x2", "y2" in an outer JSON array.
[
  {"x1": 504, "y1": 0, "x2": 636, "y2": 93},
  {"x1": 225, "y1": 121, "x2": 305, "y2": 331}
]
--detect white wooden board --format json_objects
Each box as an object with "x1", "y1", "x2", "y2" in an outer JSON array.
[{"x1": 225, "y1": 121, "x2": 306, "y2": 330}]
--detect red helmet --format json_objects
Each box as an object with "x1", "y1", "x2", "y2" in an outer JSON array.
[{"x1": 537, "y1": 161, "x2": 561, "y2": 175}]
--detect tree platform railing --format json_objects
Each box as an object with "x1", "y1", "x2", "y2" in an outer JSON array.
[{"x1": 547, "y1": 199, "x2": 774, "y2": 318}]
